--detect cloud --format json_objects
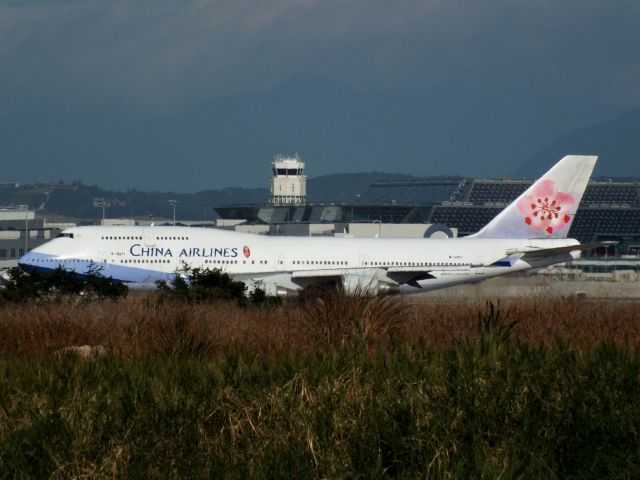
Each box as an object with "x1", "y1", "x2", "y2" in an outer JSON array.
[{"x1": 0, "y1": 0, "x2": 639, "y2": 113}]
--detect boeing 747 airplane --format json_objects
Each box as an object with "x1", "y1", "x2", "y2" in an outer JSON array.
[{"x1": 19, "y1": 156, "x2": 607, "y2": 296}]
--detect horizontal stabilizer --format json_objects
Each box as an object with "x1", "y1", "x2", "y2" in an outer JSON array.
[{"x1": 505, "y1": 241, "x2": 617, "y2": 258}]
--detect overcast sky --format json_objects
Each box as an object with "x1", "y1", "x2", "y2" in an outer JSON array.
[
  {"x1": 1, "y1": 0, "x2": 639, "y2": 189},
  {"x1": 2, "y1": 0, "x2": 639, "y2": 112}
]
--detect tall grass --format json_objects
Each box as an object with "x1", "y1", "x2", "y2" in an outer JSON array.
[
  {"x1": 303, "y1": 285, "x2": 405, "y2": 349},
  {"x1": 1, "y1": 293, "x2": 640, "y2": 477},
  {"x1": 1, "y1": 294, "x2": 639, "y2": 358}
]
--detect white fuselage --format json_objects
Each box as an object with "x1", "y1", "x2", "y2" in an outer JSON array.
[{"x1": 18, "y1": 225, "x2": 579, "y2": 295}]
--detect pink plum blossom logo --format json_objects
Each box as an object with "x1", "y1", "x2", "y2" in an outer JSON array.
[{"x1": 517, "y1": 179, "x2": 575, "y2": 234}]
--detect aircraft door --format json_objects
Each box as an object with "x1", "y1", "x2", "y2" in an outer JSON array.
[
  {"x1": 275, "y1": 253, "x2": 285, "y2": 271},
  {"x1": 143, "y1": 227, "x2": 156, "y2": 247},
  {"x1": 359, "y1": 254, "x2": 369, "y2": 267}
]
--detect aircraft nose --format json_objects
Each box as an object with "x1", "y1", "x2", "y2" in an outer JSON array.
[
  {"x1": 18, "y1": 252, "x2": 35, "y2": 270},
  {"x1": 19, "y1": 251, "x2": 55, "y2": 272}
]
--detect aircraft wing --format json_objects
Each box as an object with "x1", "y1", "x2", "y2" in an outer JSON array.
[
  {"x1": 290, "y1": 266, "x2": 436, "y2": 290},
  {"x1": 291, "y1": 266, "x2": 438, "y2": 278},
  {"x1": 387, "y1": 266, "x2": 433, "y2": 273},
  {"x1": 291, "y1": 269, "x2": 345, "y2": 278}
]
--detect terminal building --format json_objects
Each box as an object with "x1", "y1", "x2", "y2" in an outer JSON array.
[
  {"x1": 0, "y1": 207, "x2": 59, "y2": 269},
  {"x1": 216, "y1": 166, "x2": 640, "y2": 256}
]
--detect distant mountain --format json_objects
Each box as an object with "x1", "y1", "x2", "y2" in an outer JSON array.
[
  {"x1": 516, "y1": 110, "x2": 640, "y2": 178},
  {"x1": 0, "y1": 74, "x2": 626, "y2": 191}
]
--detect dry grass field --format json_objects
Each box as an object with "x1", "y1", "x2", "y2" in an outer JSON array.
[
  {"x1": 1, "y1": 291, "x2": 640, "y2": 478},
  {"x1": 1, "y1": 292, "x2": 639, "y2": 358}
]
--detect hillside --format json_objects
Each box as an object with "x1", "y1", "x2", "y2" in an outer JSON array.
[{"x1": 0, "y1": 172, "x2": 431, "y2": 220}]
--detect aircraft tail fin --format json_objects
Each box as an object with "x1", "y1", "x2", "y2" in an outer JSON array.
[{"x1": 471, "y1": 155, "x2": 597, "y2": 239}]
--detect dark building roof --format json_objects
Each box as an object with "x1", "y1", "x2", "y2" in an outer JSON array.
[
  {"x1": 215, "y1": 178, "x2": 640, "y2": 254},
  {"x1": 360, "y1": 179, "x2": 466, "y2": 204}
]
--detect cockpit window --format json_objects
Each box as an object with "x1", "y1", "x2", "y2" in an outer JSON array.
[{"x1": 57, "y1": 233, "x2": 74, "y2": 239}]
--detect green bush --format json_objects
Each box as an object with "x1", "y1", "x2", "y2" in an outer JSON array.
[
  {"x1": 156, "y1": 266, "x2": 247, "y2": 304},
  {"x1": 82, "y1": 263, "x2": 128, "y2": 300},
  {"x1": 248, "y1": 283, "x2": 283, "y2": 307},
  {"x1": 156, "y1": 266, "x2": 281, "y2": 307},
  {"x1": 0, "y1": 265, "x2": 127, "y2": 303}
]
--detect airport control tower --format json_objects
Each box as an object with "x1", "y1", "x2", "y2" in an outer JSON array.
[{"x1": 269, "y1": 154, "x2": 307, "y2": 205}]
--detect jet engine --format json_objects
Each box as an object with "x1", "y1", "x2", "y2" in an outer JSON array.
[{"x1": 341, "y1": 272, "x2": 400, "y2": 296}]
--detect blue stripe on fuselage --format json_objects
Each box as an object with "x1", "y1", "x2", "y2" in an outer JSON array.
[{"x1": 18, "y1": 252, "x2": 174, "y2": 284}]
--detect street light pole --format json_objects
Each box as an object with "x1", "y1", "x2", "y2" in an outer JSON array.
[
  {"x1": 93, "y1": 199, "x2": 110, "y2": 224},
  {"x1": 22, "y1": 205, "x2": 29, "y2": 253},
  {"x1": 168, "y1": 200, "x2": 178, "y2": 226}
]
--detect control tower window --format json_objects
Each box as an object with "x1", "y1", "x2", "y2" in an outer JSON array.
[{"x1": 276, "y1": 169, "x2": 300, "y2": 175}]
